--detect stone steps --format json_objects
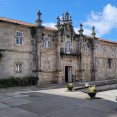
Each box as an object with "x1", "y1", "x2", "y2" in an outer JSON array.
[
  {"x1": 73, "y1": 79, "x2": 117, "y2": 89},
  {"x1": 74, "y1": 81, "x2": 117, "y2": 92}
]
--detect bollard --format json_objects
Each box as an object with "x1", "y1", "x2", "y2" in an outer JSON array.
[{"x1": 116, "y1": 96, "x2": 117, "y2": 101}]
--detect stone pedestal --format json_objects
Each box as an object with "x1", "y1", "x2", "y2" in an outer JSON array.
[
  {"x1": 56, "y1": 71, "x2": 64, "y2": 84},
  {"x1": 38, "y1": 72, "x2": 42, "y2": 84}
]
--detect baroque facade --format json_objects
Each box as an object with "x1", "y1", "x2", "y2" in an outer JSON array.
[{"x1": 0, "y1": 11, "x2": 117, "y2": 84}]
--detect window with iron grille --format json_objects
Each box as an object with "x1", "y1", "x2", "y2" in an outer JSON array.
[
  {"x1": 103, "y1": 46, "x2": 106, "y2": 54},
  {"x1": 16, "y1": 32, "x2": 23, "y2": 45},
  {"x1": 16, "y1": 63, "x2": 22, "y2": 73},
  {"x1": 44, "y1": 36, "x2": 50, "y2": 48},
  {"x1": 96, "y1": 59, "x2": 99, "y2": 67},
  {"x1": 112, "y1": 47, "x2": 115, "y2": 55},
  {"x1": 66, "y1": 40, "x2": 70, "y2": 53},
  {"x1": 96, "y1": 44, "x2": 98, "y2": 53},
  {"x1": 84, "y1": 43, "x2": 87, "y2": 52}
]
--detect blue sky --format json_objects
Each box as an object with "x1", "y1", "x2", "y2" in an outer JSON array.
[{"x1": 0, "y1": 0, "x2": 117, "y2": 41}]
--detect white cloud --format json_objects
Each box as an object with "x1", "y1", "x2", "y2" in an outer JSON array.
[
  {"x1": 74, "y1": 28, "x2": 79, "y2": 34},
  {"x1": 74, "y1": 27, "x2": 100, "y2": 37},
  {"x1": 43, "y1": 4, "x2": 117, "y2": 38},
  {"x1": 43, "y1": 22, "x2": 56, "y2": 29},
  {"x1": 43, "y1": 23, "x2": 93, "y2": 37},
  {"x1": 83, "y1": 28, "x2": 92, "y2": 36},
  {"x1": 83, "y1": 4, "x2": 117, "y2": 37}
]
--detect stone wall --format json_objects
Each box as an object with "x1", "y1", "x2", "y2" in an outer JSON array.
[
  {"x1": 0, "y1": 19, "x2": 117, "y2": 84},
  {"x1": 37, "y1": 30, "x2": 57, "y2": 84},
  {"x1": 78, "y1": 37, "x2": 117, "y2": 82},
  {"x1": 95, "y1": 40, "x2": 117, "y2": 80},
  {"x1": 0, "y1": 22, "x2": 33, "y2": 78}
]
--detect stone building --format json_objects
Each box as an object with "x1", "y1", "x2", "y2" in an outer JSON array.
[{"x1": 0, "y1": 11, "x2": 117, "y2": 84}]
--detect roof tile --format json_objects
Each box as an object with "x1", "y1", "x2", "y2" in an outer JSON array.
[
  {"x1": 0, "y1": 17, "x2": 56, "y2": 31},
  {"x1": 0, "y1": 17, "x2": 117, "y2": 44}
]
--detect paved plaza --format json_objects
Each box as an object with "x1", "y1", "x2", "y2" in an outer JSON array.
[{"x1": 0, "y1": 85, "x2": 117, "y2": 117}]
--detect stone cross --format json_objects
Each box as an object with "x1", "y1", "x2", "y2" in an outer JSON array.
[
  {"x1": 36, "y1": 10, "x2": 42, "y2": 26},
  {"x1": 69, "y1": 16, "x2": 72, "y2": 25},
  {"x1": 78, "y1": 23, "x2": 84, "y2": 34},
  {"x1": 65, "y1": 11, "x2": 69, "y2": 21},
  {"x1": 80, "y1": 23, "x2": 83, "y2": 30},
  {"x1": 91, "y1": 26, "x2": 96, "y2": 37},
  {"x1": 57, "y1": 16, "x2": 60, "y2": 26},
  {"x1": 70, "y1": 16, "x2": 72, "y2": 21},
  {"x1": 62, "y1": 14, "x2": 64, "y2": 20},
  {"x1": 37, "y1": 10, "x2": 42, "y2": 20},
  {"x1": 62, "y1": 14, "x2": 65, "y2": 24}
]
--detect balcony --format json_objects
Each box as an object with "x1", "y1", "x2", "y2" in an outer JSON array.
[{"x1": 60, "y1": 48, "x2": 80, "y2": 57}]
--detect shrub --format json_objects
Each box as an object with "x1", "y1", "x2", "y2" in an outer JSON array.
[{"x1": 0, "y1": 77, "x2": 39, "y2": 88}]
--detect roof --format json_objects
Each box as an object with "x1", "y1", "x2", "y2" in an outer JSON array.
[
  {"x1": 85, "y1": 35, "x2": 117, "y2": 44},
  {"x1": 0, "y1": 16, "x2": 117, "y2": 44},
  {"x1": 98, "y1": 38, "x2": 117, "y2": 44},
  {"x1": 0, "y1": 17, "x2": 56, "y2": 31}
]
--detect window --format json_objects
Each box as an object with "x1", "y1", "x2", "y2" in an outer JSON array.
[
  {"x1": 44, "y1": 36, "x2": 50, "y2": 48},
  {"x1": 96, "y1": 44, "x2": 98, "y2": 53},
  {"x1": 96, "y1": 59, "x2": 99, "y2": 67},
  {"x1": 84, "y1": 43, "x2": 87, "y2": 52},
  {"x1": 16, "y1": 32, "x2": 23, "y2": 45},
  {"x1": 45, "y1": 62, "x2": 50, "y2": 69},
  {"x1": 16, "y1": 63, "x2": 22, "y2": 73},
  {"x1": 66, "y1": 40, "x2": 70, "y2": 53},
  {"x1": 84, "y1": 63, "x2": 87, "y2": 69},
  {"x1": 103, "y1": 46, "x2": 106, "y2": 54},
  {"x1": 112, "y1": 47, "x2": 115, "y2": 55}
]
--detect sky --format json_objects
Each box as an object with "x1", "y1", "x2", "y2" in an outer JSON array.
[{"x1": 0, "y1": 0, "x2": 117, "y2": 41}]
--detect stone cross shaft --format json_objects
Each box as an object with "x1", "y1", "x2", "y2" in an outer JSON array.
[
  {"x1": 78, "y1": 23, "x2": 84, "y2": 34},
  {"x1": 91, "y1": 26, "x2": 96, "y2": 37}
]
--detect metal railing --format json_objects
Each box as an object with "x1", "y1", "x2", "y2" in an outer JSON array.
[{"x1": 60, "y1": 48, "x2": 80, "y2": 56}]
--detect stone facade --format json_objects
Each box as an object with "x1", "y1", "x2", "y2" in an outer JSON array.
[
  {"x1": 0, "y1": 21, "x2": 33, "y2": 78},
  {"x1": 0, "y1": 11, "x2": 117, "y2": 84}
]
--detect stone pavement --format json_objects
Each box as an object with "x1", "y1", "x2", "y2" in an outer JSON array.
[{"x1": 0, "y1": 86, "x2": 117, "y2": 117}]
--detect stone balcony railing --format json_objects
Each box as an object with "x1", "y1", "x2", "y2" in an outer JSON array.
[{"x1": 60, "y1": 48, "x2": 80, "y2": 56}]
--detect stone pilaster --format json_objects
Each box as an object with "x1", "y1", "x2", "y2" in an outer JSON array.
[
  {"x1": 55, "y1": 31, "x2": 63, "y2": 83},
  {"x1": 36, "y1": 27, "x2": 43, "y2": 84},
  {"x1": 78, "y1": 23, "x2": 84, "y2": 81},
  {"x1": 90, "y1": 26, "x2": 96, "y2": 81},
  {"x1": 32, "y1": 33, "x2": 38, "y2": 78}
]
